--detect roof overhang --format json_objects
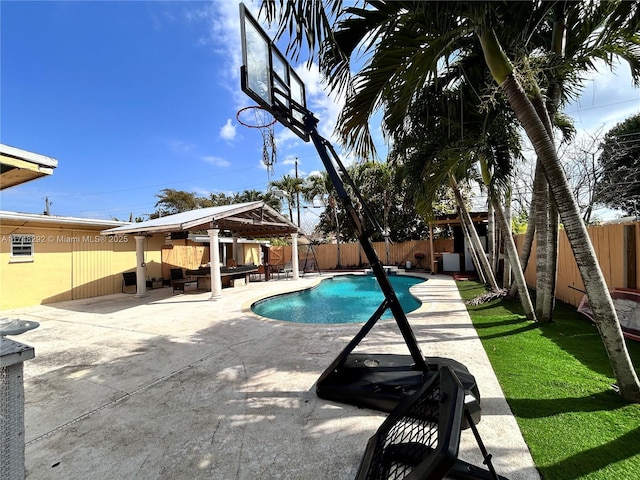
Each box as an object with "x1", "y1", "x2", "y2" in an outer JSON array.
[
  {"x1": 188, "y1": 234, "x2": 271, "y2": 245},
  {"x1": 0, "y1": 210, "x2": 127, "y2": 230},
  {"x1": 432, "y1": 212, "x2": 489, "y2": 226},
  {"x1": 102, "y1": 201, "x2": 303, "y2": 238},
  {"x1": 0, "y1": 144, "x2": 58, "y2": 190}
]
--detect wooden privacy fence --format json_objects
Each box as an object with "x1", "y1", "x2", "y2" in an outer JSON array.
[
  {"x1": 161, "y1": 244, "x2": 209, "y2": 279},
  {"x1": 514, "y1": 221, "x2": 639, "y2": 309},
  {"x1": 271, "y1": 238, "x2": 454, "y2": 271}
]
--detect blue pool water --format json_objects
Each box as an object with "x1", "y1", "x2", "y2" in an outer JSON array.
[{"x1": 251, "y1": 274, "x2": 424, "y2": 324}]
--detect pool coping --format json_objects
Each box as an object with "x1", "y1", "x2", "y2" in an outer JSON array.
[{"x1": 241, "y1": 271, "x2": 434, "y2": 327}]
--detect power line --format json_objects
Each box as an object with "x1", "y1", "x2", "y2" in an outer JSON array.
[{"x1": 565, "y1": 97, "x2": 640, "y2": 115}]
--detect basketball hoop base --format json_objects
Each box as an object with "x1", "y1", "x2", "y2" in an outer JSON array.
[{"x1": 316, "y1": 353, "x2": 481, "y2": 428}]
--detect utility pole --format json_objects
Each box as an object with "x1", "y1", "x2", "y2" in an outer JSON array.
[
  {"x1": 295, "y1": 158, "x2": 301, "y2": 227},
  {"x1": 43, "y1": 197, "x2": 52, "y2": 215}
]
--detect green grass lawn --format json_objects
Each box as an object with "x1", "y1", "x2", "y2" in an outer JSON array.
[{"x1": 456, "y1": 280, "x2": 640, "y2": 480}]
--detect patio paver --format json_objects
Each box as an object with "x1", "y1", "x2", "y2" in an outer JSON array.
[{"x1": 3, "y1": 273, "x2": 540, "y2": 479}]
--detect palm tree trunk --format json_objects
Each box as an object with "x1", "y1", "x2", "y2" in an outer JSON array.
[
  {"x1": 509, "y1": 175, "x2": 538, "y2": 297},
  {"x1": 535, "y1": 169, "x2": 550, "y2": 319},
  {"x1": 531, "y1": 93, "x2": 559, "y2": 322},
  {"x1": 487, "y1": 203, "x2": 498, "y2": 273},
  {"x1": 509, "y1": 160, "x2": 541, "y2": 298},
  {"x1": 492, "y1": 197, "x2": 536, "y2": 320},
  {"x1": 459, "y1": 212, "x2": 487, "y2": 284},
  {"x1": 540, "y1": 189, "x2": 559, "y2": 321},
  {"x1": 450, "y1": 174, "x2": 499, "y2": 290},
  {"x1": 502, "y1": 193, "x2": 512, "y2": 288},
  {"x1": 335, "y1": 219, "x2": 342, "y2": 268},
  {"x1": 384, "y1": 190, "x2": 390, "y2": 264}
]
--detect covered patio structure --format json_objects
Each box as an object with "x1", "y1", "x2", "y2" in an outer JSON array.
[
  {"x1": 429, "y1": 212, "x2": 489, "y2": 273},
  {"x1": 102, "y1": 201, "x2": 303, "y2": 299}
]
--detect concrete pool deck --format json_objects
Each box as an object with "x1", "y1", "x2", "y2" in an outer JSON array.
[{"x1": 5, "y1": 272, "x2": 540, "y2": 479}]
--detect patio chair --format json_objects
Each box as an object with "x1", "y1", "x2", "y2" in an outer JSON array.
[
  {"x1": 170, "y1": 268, "x2": 196, "y2": 293},
  {"x1": 122, "y1": 272, "x2": 137, "y2": 294},
  {"x1": 282, "y1": 261, "x2": 293, "y2": 279}
]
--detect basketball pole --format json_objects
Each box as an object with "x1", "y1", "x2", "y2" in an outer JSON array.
[
  {"x1": 238, "y1": 3, "x2": 479, "y2": 423},
  {"x1": 301, "y1": 111, "x2": 428, "y2": 370}
]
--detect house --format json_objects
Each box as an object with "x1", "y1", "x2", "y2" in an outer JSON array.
[
  {"x1": 0, "y1": 210, "x2": 165, "y2": 309},
  {"x1": 1, "y1": 145, "x2": 303, "y2": 307},
  {"x1": 0, "y1": 144, "x2": 165, "y2": 309}
]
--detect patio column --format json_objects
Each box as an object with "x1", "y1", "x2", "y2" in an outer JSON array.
[
  {"x1": 291, "y1": 232, "x2": 299, "y2": 280},
  {"x1": 429, "y1": 224, "x2": 435, "y2": 275},
  {"x1": 208, "y1": 228, "x2": 222, "y2": 300},
  {"x1": 134, "y1": 235, "x2": 148, "y2": 297}
]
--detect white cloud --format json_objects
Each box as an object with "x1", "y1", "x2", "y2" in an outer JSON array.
[
  {"x1": 220, "y1": 118, "x2": 236, "y2": 140},
  {"x1": 200, "y1": 4, "x2": 385, "y2": 166},
  {"x1": 293, "y1": 61, "x2": 387, "y2": 161},
  {"x1": 202, "y1": 155, "x2": 231, "y2": 167},
  {"x1": 274, "y1": 125, "x2": 302, "y2": 149},
  {"x1": 281, "y1": 155, "x2": 299, "y2": 166},
  {"x1": 295, "y1": 62, "x2": 345, "y2": 142}
]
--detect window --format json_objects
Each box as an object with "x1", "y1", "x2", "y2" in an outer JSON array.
[{"x1": 11, "y1": 234, "x2": 34, "y2": 260}]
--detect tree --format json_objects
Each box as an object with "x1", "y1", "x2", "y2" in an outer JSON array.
[
  {"x1": 594, "y1": 114, "x2": 640, "y2": 216},
  {"x1": 152, "y1": 188, "x2": 202, "y2": 218},
  {"x1": 385, "y1": 65, "x2": 530, "y2": 303},
  {"x1": 315, "y1": 0, "x2": 638, "y2": 323},
  {"x1": 479, "y1": 13, "x2": 640, "y2": 400},
  {"x1": 307, "y1": 162, "x2": 449, "y2": 244},
  {"x1": 269, "y1": 175, "x2": 305, "y2": 224},
  {"x1": 150, "y1": 188, "x2": 282, "y2": 219},
  {"x1": 261, "y1": 0, "x2": 640, "y2": 401}
]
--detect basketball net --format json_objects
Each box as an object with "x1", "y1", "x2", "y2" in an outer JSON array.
[
  {"x1": 261, "y1": 123, "x2": 277, "y2": 180},
  {"x1": 237, "y1": 106, "x2": 277, "y2": 183}
]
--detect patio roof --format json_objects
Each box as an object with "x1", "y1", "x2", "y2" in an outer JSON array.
[
  {"x1": 432, "y1": 211, "x2": 488, "y2": 226},
  {"x1": 101, "y1": 201, "x2": 303, "y2": 238}
]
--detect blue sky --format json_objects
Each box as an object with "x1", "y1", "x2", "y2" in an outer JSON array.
[{"x1": 1, "y1": 1, "x2": 639, "y2": 224}]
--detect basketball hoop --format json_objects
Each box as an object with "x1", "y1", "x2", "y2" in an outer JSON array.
[
  {"x1": 236, "y1": 105, "x2": 277, "y2": 129},
  {"x1": 237, "y1": 105, "x2": 278, "y2": 179}
]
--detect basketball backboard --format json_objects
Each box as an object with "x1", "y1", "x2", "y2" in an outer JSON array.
[{"x1": 240, "y1": 3, "x2": 309, "y2": 142}]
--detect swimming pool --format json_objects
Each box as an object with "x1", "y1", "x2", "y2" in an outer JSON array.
[{"x1": 251, "y1": 274, "x2": 424, "y2": 324}]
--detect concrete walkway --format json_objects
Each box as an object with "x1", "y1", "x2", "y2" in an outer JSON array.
[{"x1": 5, "y1": 273, "x2": 540, "y2": 479}]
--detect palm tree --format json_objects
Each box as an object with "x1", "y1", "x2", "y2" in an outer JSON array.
[
  {"x1": 269, "y1": 175, "x2": 305, "y2": 224},
  {"x1": 302, "y1": 172, "x2": 331, "y2": 207},
  {"x1": 390, "y1": 73, "x2": 519, "y2": 295},
  {"x1": 261, "y1": 0, "x2": 640, "y2": 401},
  {"x1": 477, "y1": 4, "x2": 640, "y2": 400}
]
